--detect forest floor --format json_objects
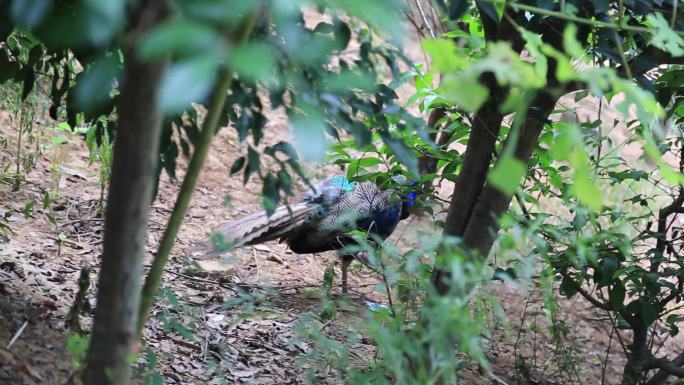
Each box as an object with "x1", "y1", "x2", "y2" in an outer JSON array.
[{"x1": 2, "y1": 14, "x2": 684, "y2": 385}]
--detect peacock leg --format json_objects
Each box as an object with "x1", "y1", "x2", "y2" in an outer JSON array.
[{"x1": 340, "y1": 254, "x2": 353, "y2": 294}]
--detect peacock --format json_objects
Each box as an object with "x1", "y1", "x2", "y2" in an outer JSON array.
[{"x1": 207, "y1": 175, "x2": 418, "y2": 293}]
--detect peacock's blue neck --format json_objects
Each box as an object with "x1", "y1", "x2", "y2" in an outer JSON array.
[{"x1": 358, "y1": 202, "x2": 402, "y2": 238}]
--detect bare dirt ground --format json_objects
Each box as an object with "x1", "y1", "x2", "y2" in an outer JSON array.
[{"x1": 2, "y1": 13, "x2": 683, "y2": 385}]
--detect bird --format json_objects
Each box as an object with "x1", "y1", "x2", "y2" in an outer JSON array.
[{"x1": 206, "y1": 175, "x2": 418, "y2": 293}]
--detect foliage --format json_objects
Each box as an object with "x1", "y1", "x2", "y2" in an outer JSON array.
[
  {"x1": 403, "y1": 0, "x2": 684, "y2": 384},
  {"x1": 0, "y1": 0, "x2": 426, "y2": 213},
  {"x1": 66, "y1": 332, "x2": 90, "y2": 371},
  {"x1": 322, "y1": 0, "x2": 684, "y2": 384},
  {"x1": 84, "y1": 120, "x2": 113, "y2": 213}
]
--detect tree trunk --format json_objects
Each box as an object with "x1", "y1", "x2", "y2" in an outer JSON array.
[
  {"x1": 461, "y1": 93, "x2": 559, "y2": 257},
  {"x1": 82, "y1": 1, "x2": 168, "y2": 384},
  {"x1": 430, "y1": 6, "x2": 577, "y2": 292},
  {"x1": 621, "y1": 318, "x2": 648, "y2": 385},
  {"x1": 431, "y1": 75, "x2": 507, "y2": 294}
]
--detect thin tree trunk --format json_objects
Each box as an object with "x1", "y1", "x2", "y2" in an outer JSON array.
[
  {"x1": 621, "y1": 317, "x2": 648, "y2": 385},
  {"x1": 431, "y1": 75, "x2": 507, "y2": 294},
  {"x1": 137, "y1": 9, "x2": 259, "y2": 336},
  {"x1": 462, "y1": 93, "x2": 559, "y2": 257},
  {"x1": 82, "y1": 1, "x2": 168, "y2": 383}
]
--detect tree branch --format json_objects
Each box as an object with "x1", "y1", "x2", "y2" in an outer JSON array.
[
  {"x1": 574, "y1": 283, "x2": 612, "y2": 311},
  {"x1": 476, "y1": 1, "x2": 499, "y2": 41},
  {"x1": 645, "y1": 352, "x2": 684, "y2": 385},
  {"x1": 651, "y1": 144, "x2": 684, "y2": 273},
  {"x1": 642, "y1": 358, "x2": 684, "y2": 377},
  {"x1": 618, "y1": 46, "x2": 684, "y2": 78}
]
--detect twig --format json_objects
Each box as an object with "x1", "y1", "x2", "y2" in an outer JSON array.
[
  {"x1": 49, "y1": 235, "x2": 90, "y2": 250},
  {"x1": 414, "y1": 0, "x2": 436, "y2": 38},
  {"x1": 59, "y1": 218, "x2": 104, "y2": 227},
  {"x1": 252, "y1": 248, "x2": 260, "y2": 281},
  {"x1": 600, "y1": 322, "x2": 614, "y2": 385},
  {"x1": 573, "y1": 280, "x2": 612, "y2": 311},
  {"x1": 487, "y1": 372, "x2": 510, "y2": 385},
  {"x1": 504, "y1": 1, "x2": 683, "y2": 36},
  {"x1": 513, "y1": 291, "x2": 532, "y2": 381},
  {"x1": 402, "y1": 10, "x2": 426, "y2": 39},
  {"x1": 514, "y1": 192, "x2": 532, "y2": 221},
  {"x1": 378, "y1": 258, "x2": 396, "y2": 318},
  {"x1": 320, "y1": 319, "x2": 333, "y2": 330},
  {"x1": 6, "y1": 319, "x2": 28, "y2": 349}
]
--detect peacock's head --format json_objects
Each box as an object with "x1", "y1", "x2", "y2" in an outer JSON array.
[{"x1": 390, "y1": 175, "x2": 420, "y2": 220}]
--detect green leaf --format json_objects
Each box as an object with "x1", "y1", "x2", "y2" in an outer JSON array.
[
  {"x1": 571, "y1": 152, "x2": 603, "y2": 210},
  {"x1": 349, "y1": 121, "x2": 372, "y2": 147},
  {"x1": 562, "y1": 23, "x2": 585, "y2": 58},
  {"x1": 347, "y1": 158, "x2": 382, "y2": 180},
  {"x1": 380, "y1": 133, "x2": 419, "y2": 177},
  {"x1": 448, "y1": 0, "x2": 470, "y2": 20},
  {"x1": 476, "y1": 1, "x2": 499, "y2": 22},
  {"x1": 322, "y1": 265, "x2": 335, "y2": 296},
  {"x1": 597, "y1": 257, "x2": 619, "y2": 287},
  {"x1": 178, "y1": 0, "x2": 258, "y2": 24},
  {"x1": 33, "y1": 1, "x2": 125, "y2": 48},
  {"x1": 74, "y1": 54, "x2": 120, "y2": 112},
  {"x1": 574, "y1": 90, "x2": 589, "y2": 102},
  {"x1": 572, "y1": 171, "x2": 602, "y2": 211},
  {"x1": 66, "y1": 332, "x2": 90, "y2": 361},
  {"x1": 210, "y1": 232, "x2": 232, "y2": 252},
  {"x1": 244, "y1": 146, "x2": 260, "y2": 184},
  {"x1": 158, "y1": 56, "x2": 216, "y2": 114},
  {"x1": 229, "y1": 41, "x2": 275, "y2": 81},
  {"x1": 571, "y1": 208, "x2": 588, "y2": 229},
  {"x1": 422, "y1": 38, "x2": 465, "y2": 72},
  {"x1": 230, "y1": 156, "x2": 245, "y2": 175},
  {"x1": 440, "y1": 75, "x2": 489, "y2": 112},
  {"x1": 560, "y1": 275, "x2": 579, "y2": 298},
  {"x1": 549, "y1": 124, "x2": 578, "y2": 160},
  {"x1": 488, "y1": 155, "x2": 526, "y2": 195},
  {"x1": 138, "y1": 19, "x2": 221, "y2": 60},
  {"x1": 645, "y1": 13, "x2": 684, "y2": 57},
  {"x1": 666, "y1": 314, "x2": 684, "y2": 336},
  {"x1": 291, "y1": 112, "x2": 327, "y2": 162},
  {"x1": 82, "y1": 0, "x2": 127, "y2": 46},
  {"x1": 325, "y1": 70, "x2": 375, "y2": 92},
  {"x1": 261, "y1": 173, "x2": 278, "y2": 216},
  {"x1": 145, "y1": 373, "x2": 164, "y2": 385},
  {"x1": 326, "y1": 0, "x2": 403, "y2": 36},
  {"x1": 640, "y1": 301, "x2": 660, "y2": 326},
  {"x1": 349, "y1": 157, "x2": 382, "y2": 171}
]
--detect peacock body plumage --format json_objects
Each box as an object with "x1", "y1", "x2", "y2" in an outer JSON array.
[
  {"x1": 288, "y1": 177, "x2": 405, "y2": 253},
  {"x1": 207, "y1": 175, "x2": 416, "y2": 292}
]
